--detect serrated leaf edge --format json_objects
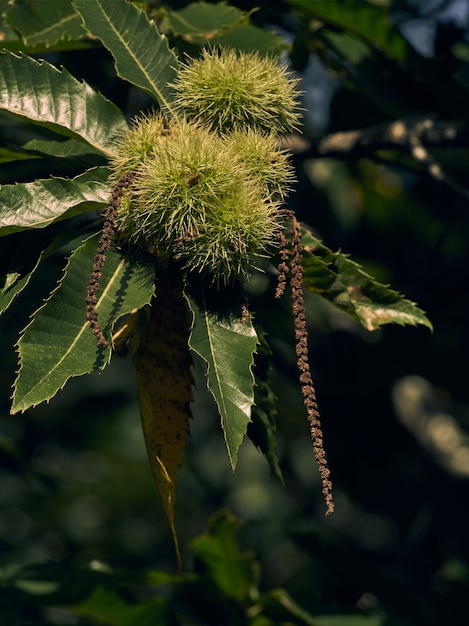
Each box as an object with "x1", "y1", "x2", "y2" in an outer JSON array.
[{"x1": 11, "y1": 235, "x2": 121, "y2": 413}]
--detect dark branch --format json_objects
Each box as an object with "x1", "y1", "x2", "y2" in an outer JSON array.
[
  {"x1": 287, "y1": 118, "x2": 469, "y2": 160},
  {"x1": 283, "y1": 117, "x2": 469, "y2": 200}
]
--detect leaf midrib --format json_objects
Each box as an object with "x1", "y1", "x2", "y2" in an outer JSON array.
[
  {"x1": 26, "y1": 12, "x2": 79, "y2": 42},
  {"x1": 93, "y1": 0, "x2": 176, "y2": 116},
  {"x1": 19, "y1": 256, "x2": 124, "y2": 404}
]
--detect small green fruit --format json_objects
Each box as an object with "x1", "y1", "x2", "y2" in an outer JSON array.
[{"x1": 172, "y1": 48, "x2": 301, "y2": 135}]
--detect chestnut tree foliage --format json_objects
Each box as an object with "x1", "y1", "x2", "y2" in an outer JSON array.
[{"x1": 1, "y1": 1, "x2": 466, "y2": 625}]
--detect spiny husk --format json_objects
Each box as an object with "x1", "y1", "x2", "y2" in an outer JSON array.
[
  {"x1": 172, "y1": 48, "x2": 301, "y2": 135},
  {"x1": 115, "y1": 118, "x2": 281, "y2": 284}
]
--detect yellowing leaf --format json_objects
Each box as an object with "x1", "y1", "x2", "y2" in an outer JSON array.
[{"x1": 132, "y1": 279, "x2": 192, "y2": 567}]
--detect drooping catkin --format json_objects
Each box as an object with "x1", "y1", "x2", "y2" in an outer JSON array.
[
  {"x1": 86, "y1": 172, "x2": 136, "y2": 347},
  {"x1": 276, "y1": 211, "x2": 334, "y2": 515}
]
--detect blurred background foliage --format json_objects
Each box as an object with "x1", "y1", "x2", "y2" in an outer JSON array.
[{"x1": 1, "y1": 0, "x2": 469, "y2": 624}]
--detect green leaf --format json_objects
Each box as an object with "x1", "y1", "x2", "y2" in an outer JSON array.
[
  {"x1": 0, "y1": 229, "x2": 86, "y2": 316},
  {"x1": 0, "y1": 255, "x2": 42, "y2": 316},
  {"x1": 185, "y1": 283, "x2": 258, "y2": 469},
  {"x1": 5, "y1": 0, "x2": 87, "y2": 48},
  {"x1": 212, "y1": 24, "x2": 286, "y2": 55},
  {"x1": 312, "y1": 615, "x2": 383, "y2": 626},
  {"x1": 12, "y1": 234, "x2": 156, "y2": 413},
  {"x1": 73, "y1": 0, "x2": 179, "y2": 116},
  {"x1": 22, "y1": 138, "x2": 107, "y2": 161},
  {"x1": 260, "y1": 588, "x2": 322, "y2": 626},
  {"x1": 0, "y1": 167, "x2": 111, "y2": 236},
  {"x1": 248, "y1": 327, "x2": 283, "y2": 482},
  {"x1": 70, "y1": 586, "x2": 173, "y2": 626},
  {"x1": 161, "y1": 1, "x2": 285, "y2": 54},
  {"x1": 191, "y1": 509, "x2": 259, "y2": 603},
  {"x1": 161, "y1": 1, "x2": 244, "y2": 44},
  {"x1": 0, "y1": 51, "x2": 128, "y2": 155},
  {"x1": 0, "y1": 145, "x2": 40, "y2": 164},
  {"x1": 301, "y1": 228, "x2": 432, "y2": 332},
  {"x1": 288, "y1": 0, "x2": 468, "y2": 117},
  {"x1": 288, "y1": 0, "x2": 409, "y2": 66}
]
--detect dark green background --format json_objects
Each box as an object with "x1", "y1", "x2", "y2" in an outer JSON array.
[{"x1": 1, "y1": 1, "x2": 469, "y2": 624}]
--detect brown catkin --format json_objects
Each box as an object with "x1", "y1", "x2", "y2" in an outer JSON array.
[
  {"x1": 276, "y1": 211, "x2": 334, "y2": 515},
  {"x1": 86, "y1": 172, "x2": 136, "y2": 347}
]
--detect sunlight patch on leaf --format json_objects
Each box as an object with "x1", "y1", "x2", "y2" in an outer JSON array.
[
  {"x1": 0, "y1": 51, "x2": 128, "y2": 154},
  {"x1": 301, "y1": 227, "x2": 432, "y2": 331}
]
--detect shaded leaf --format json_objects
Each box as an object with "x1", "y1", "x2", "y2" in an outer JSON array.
[
  {"x1": 22, "y1": 138, "x2": 106, "y2": 162},
  {"x1": 73, "y1": 0, "x2": 179, "y2": 116},
  {"x1": 161, "y1": 1, "x2": 244, "y2": 44},
  {"x1": 185, "y1": 283, "x2": 258, "y2": 469},
  {"x1": 289, "y1": 0, "x2": 468, "y2": 117},
  {"x1": 248, "y1": 327, "x2": 283, "y2": 482},
  {"x1": 212, "y1": 24, "x2": 286, "y2": 55},
  {"x1": 131, "y1": 278, "x2": 193, "y2": 569},
  {"x1": 161, "y1": 1, "x2": 285, "y2": 54},
  {"x1": 5, "y1": 0, "x2": 87, "y2": 48},
  {"x1": 289, "y1": 0, "x2": 409, "y2": 66},
  {"x1": 0, "y1": 51, "x2": 128, "y2": 154},
  {"x1": 191, "y1": 509, "x2": 259, "y2": 603},
  {"x1": 70, "y1": 586, "x2": 173, "y2": 626},
  {"x1": 312, "y1": 615, "x2": 382, "y2": 626},
  {"x1": 301, "y1": 228, "x2": 432, "y2": 331},
  {"x1": 0, "y1": 167, "x2": 111, "y2": 236},
  {"x1": 0, "y1": 255, "x2": 42, "y2": 316},
  {"x1": 259, "y1": 588, "x2": 322, "y2": 626},
  {"x1": 0, "y1": 146, "x2": 40, "y2": 165},
  {"x1": 0, "y1": 229, "x2": 88, "y2": 316},
  {"x1": 12, "y1": 234, "x2": 156, "y2": 413}
]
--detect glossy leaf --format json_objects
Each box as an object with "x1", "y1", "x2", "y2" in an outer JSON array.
[
  {"x1": 301, "y1": 228, "x2": 432, "y2": 332},
  {"x1": 0, "y1": 167, "x2": 111, "y2": 236},
  {"x1": 0, "y1": 51, "x2": 128, "y2": 155},
  {"x1": 132, "y1": 281, "x2": 193, "y2": 569},
  {"x1": 12, "y1": 234, "x2": 156, "y2": 413},
  {"x1": 73, "y1": 0, "x2": 179, "y2": 116},
  {"x1": 5, "y1": 0, "x2": 87, "y2": 48},
  {"x1": 0, "y1": 146, "x2": 40, "y2": 165},
  {"x1": 186, "y1": 284, "x2": 258, "y2": 469}
]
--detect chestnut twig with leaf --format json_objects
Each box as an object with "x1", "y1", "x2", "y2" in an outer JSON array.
[{"x1": 86, "y1": 47, "x2": 334, "y2": 513}]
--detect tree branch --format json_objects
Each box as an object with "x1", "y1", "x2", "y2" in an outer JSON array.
[{"x1": 285, "y1": 117, "x2": 469, "y2": 200}]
